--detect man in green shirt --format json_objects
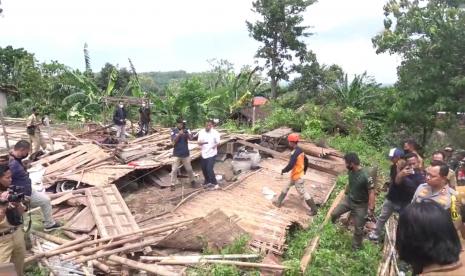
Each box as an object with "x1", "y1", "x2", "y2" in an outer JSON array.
[{"x1": 331, "y1": 152, "x2": 376, "y2": 249}]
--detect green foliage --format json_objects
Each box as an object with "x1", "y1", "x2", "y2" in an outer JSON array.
[
  {"x1": 220, "y1": 235, "x2": 251, "y2": 255},
  {"x1": 327, "y1": 72, "x2": 381, "y2": 112},
  {"x1": 190, "y1": 235, "x2": 259, "y2": 276},
  {"x1": 373, "y1": 0, "x2": 465, "y2": 143},
  {"x1": 246, "y1": 0, "x2": 315, "y2": 98},
  {"x1": 25, "y1": 264, "x2": 49, "y2": 276}
]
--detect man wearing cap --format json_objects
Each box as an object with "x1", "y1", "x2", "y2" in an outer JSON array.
[
  {"x1": 432, "y1": 151, "x2": 457, "y2": 189},
  {"x1": 272, "y1": 133, "x2": 318, "y2": 216},
  {"x1": 369, "y1": 148, "x2": 407, "y2": 241}
]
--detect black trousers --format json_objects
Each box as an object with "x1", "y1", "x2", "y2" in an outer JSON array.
[{"x1": 201, "y1": 156, "x2": 217, "y2": 185}]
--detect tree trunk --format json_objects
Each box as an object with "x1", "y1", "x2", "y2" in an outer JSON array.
[{"x1": 270, "y1": 76, "x2": 278, "y2": 99}]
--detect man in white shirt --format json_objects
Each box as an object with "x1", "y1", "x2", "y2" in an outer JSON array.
[{"x1": 197, "y1": 120, "x2": 220, "y2": 189}]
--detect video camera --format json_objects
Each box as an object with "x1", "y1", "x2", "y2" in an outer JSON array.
[
  {"x1": 182, "y1": 120, "x2": 187, "y2": 130},
  {"x1": 0, "y1": 186, "x2": 25, "y2": 205}
]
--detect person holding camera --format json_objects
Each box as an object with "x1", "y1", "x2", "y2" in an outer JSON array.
[
  {"x1": 9, "y1": 140, "x2": 61, "y2": 232},
  {"x1": 369, "y1": 148, "x2": 406, "y2": 241},
  {"x1": 170, "y1": 119, "x2": 197, "y2": 191},
  {"x1": 0, "y1": 163, "x2": 26, "y2": 276}
]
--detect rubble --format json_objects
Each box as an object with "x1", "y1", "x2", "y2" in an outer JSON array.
[{"x1": 0, "y1": 120, "x2": 348, "y2": 274}]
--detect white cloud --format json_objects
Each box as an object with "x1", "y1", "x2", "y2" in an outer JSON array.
[{"x1": 0, "y1": 0, "x2": 399, "y2": 83}]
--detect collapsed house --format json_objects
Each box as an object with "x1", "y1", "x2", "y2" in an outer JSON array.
[{"x1": 0, "y1": 120, "x2": 346, "y2": 275}]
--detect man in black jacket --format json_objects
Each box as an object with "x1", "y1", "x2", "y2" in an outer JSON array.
[
  {"x1": 369, "y1": 151, "x2": 424, "y2": 241},
  {"x1": 113, "y1": 102, "x2": 127, "y2": 141}
]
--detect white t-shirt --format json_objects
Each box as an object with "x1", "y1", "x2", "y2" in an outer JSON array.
[{"x1": 198, "y1": 128, "x2": 220, "y2": 159}]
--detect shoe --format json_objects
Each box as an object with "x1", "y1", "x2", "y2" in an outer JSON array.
[
  {"x1": 170, "y1": 185, "x2": 176, "y2": 191},
  {"x1": 206, "y1": 184, "x2": 216, "y2": 190},
  {"x1": 308, "y1": 210, "x2": 318, "y2": 216},
  {"x1": 368, "y1": 232, "x2": 379, "y2": 241},
  {"x1": 213, "y1": 184, "x2": 219, "y2": 190},
  {"x1": 44, "y1": 222, "x2": 62, "y2": 232}
]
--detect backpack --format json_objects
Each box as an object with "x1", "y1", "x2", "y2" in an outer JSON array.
[{"x1": 304, "y1": 155, "x2": 309, "y2": 174}]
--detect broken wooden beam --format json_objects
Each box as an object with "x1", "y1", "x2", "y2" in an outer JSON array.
[
  {"x1": 27, "y1": 231, "x2": 110, "y2": 274},
  {"x1": 75, "y1": 237, "x2": 163, "y2": 264},
  {"x1": 235, "y1": 139, "x2": 288, "y2": 160},
  {"x1": 157, "y1": 259, "x2": 287, "y2": 270},
  {"x1": 140, "y1": 254, "x2": 260, "y2": 262},
  {"x1": 34, "y1": 218, "x2": 195, "y2": 259},
  {"x1": 108, "y1": 255, "x2": 177, "y2": 276},
  {"x1": 299, "y1": 190, "x2": 345, "y2": 273}
]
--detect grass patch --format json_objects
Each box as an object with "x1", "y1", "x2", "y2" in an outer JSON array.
[{"x1": 187, "y1": 235, "x2": 260, "y2": 276}]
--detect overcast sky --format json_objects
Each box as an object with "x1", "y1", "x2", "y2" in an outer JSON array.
[{"x1": 0, "y1": 0, "x2": 400, "y2": 84}]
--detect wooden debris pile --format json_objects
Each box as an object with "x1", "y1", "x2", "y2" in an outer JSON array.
[{"x1": 29, "y1": 192, "x2": 278, "y2": 276}]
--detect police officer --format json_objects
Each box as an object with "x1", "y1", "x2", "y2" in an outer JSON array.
[
  {"x1": 0, "y1": 163, "x2": 26, "y2": 276},
  {"x1": 272, "y1": 133, "x2": 318, "y2": 216},
  {"x1": 331, "y1": 152, "x2": 375, "y2": 250},
  {"x1": 26, "y1": 107, "x2": 47, "y2": 157},
  {"x1": 412, "y1": 161, "x2": 456, "y2": 209}
]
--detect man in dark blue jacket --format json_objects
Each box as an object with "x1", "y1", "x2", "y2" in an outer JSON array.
[
  {"x1": 9, "y1": 140, "x2": 61, "y2": 232},
  {"x1": 170, "y1": 119, "x2": 196, "y2": 191}
]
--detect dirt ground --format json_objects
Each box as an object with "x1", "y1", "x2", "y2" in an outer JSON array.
[{"x1": 124, "y1": 157, "x2": 239, "y2": 223}]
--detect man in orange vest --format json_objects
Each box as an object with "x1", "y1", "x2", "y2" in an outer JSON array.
[{"x1": 273, "y1": 133, "x2": 318, "y2": 216}]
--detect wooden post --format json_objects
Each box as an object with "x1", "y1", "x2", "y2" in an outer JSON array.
[
  {"x1": 0, "y1": 108, "x2": 10, "y2": 150},
  {"x1": 252, "y1": 106, "x2": 256, "y2": 128}
]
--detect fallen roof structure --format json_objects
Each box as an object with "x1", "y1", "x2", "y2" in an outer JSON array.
[{"x1": 16, "y1": 123, "x2": 347, "y2": 274}]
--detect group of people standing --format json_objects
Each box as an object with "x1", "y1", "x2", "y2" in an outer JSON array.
[
  {"x1": 112, "y1": 101, "x2": 151, "y2": 140},
  {"x1": 327, "y1": 139, "x2": 465, "y2": 274},
  {"x1": 170, "y1": 118, "x2": 221, "y2": 191}
]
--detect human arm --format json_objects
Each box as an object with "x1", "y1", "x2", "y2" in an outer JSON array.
[
  {"x1": 282, "y1": 149, "x2": 301, "y2": 174},
  {"x1": 395, "y1": 165, "x2": 413, "y2": 185},
  {"x1": 449, "y1": 170, "x2": 457, "y2": 189},
  {"x1": 197, "y1": 131, "x2": 208, "y2": 146},
  {"x1": 368, "y1": 189, "x2": 376, "y2": 215}
]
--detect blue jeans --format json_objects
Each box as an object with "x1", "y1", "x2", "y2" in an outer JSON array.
[{"x1": 201, "y1": 156, "x2": 217, "y2": 185}]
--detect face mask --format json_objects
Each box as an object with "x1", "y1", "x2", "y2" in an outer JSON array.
[
  {"x1": 119, "y1": 105, "x2": 124, "y2": 108},
  {"x1": 142, "y1": 104, "x2": 146, "y2": 107},
  {"x1": 404, "y1": 149, "x2": 410, "y2": 154}
]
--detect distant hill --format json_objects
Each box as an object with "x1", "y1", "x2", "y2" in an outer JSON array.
[{"x1": 140, "y1": 70, "x2": 195, "y2": 90}]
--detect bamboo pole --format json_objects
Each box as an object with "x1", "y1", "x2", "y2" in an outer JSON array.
[
  {"x1": 34, "y1": 218, "x2": 195, "y2": 259},
  {"x1": 35, "y1": 239, "x2": 57, "y2": 276},
  {"x1": 27, "y1": 231, "x2": 110, "y2": 273},
  {"x1": 140, "y1": 254, "x2": 260, "y2": 262},
  {"x1": 108, "y1": 255, "x2": 177, "y2": 276},
  {"x1": 299, "y1": 190, "x2": 345, "y2": 273},
  {"x1": 62, "y1": 234, "x2": 144, "y2": 260},
  {"x1": 158, "y1": 259, "x2": 287, "y2": 270},
  {"x1": 52, "y1": 235, "x2": 89, "y2": 252},
  {"x1": 0, "y1": 108, "x2": 10, "y2": 150},
  {"x1": 75, "y1": 237, "x2": 162, "y2": 264}
]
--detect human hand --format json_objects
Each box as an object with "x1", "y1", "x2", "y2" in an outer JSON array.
[{"x1": 0, "y1": 191, "x2": 8, "y2": 202}]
